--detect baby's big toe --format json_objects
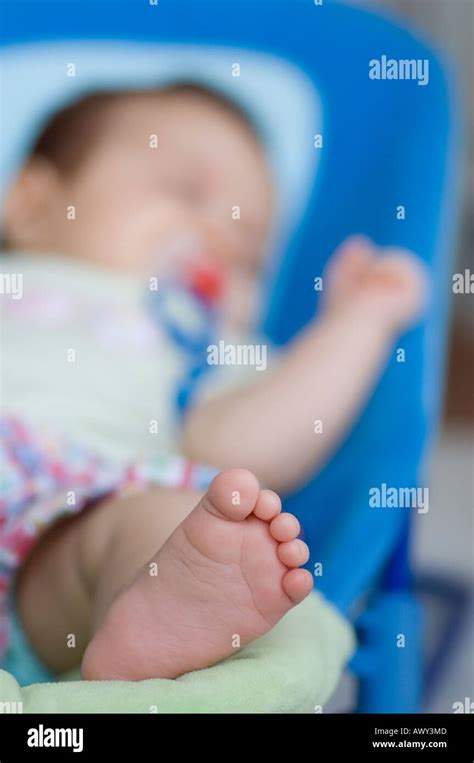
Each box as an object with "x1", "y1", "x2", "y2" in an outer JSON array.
[{"x1": 205, "y1": 468, "x2": 260, "y2": 521}]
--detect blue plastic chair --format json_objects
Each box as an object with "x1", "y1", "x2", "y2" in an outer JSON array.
[{"x1": 1, "y1": 0, "x2": 462, "y2": 711}]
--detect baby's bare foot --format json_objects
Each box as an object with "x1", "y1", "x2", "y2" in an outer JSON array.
[
  {"x1": 325, "y1": 236, "x2": 428, "y2": 332},
  {"x1": 81, "y1": 469, "x2": 313, "y2": 681}
]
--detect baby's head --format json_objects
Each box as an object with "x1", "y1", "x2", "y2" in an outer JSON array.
[{"x1": 4, "y1": 83, "x2": 274, "y2": 319}]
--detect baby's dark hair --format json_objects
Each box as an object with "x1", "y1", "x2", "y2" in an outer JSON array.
[{"x1": 30, "y1": 81, "x2": 263, "y2": 176}]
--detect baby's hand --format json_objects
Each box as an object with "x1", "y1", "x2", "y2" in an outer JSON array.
[{"x1": 323, "y1": 236, "x2": 429, "y2": 332}]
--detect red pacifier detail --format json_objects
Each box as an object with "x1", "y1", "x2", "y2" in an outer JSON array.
[{"x1": 182, "y1": 257, "x2": 227, "y2": 307}]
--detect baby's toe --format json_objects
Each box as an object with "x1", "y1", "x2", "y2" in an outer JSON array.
[
  {"x1": 277, "y1": 538, "x2": 310, "y2": 567},
  {"x1": 282, "y1": 568, "x2": 314, "y2": 603},
  {"x1": 269, "y1": 512, "x2": 300, "y2": 541},
  {"x1": 253, "y1": 489, "x2": 282, "y2": 521},
  {"x1": 205, "y1": 468, "x2": 260, "y2": 521}
]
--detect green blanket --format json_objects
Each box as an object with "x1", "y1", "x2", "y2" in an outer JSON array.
[{"x1": 0, "y1": 592, "x2": 354, "y2": 713}]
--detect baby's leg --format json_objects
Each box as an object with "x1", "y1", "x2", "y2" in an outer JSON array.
[
  {"x1": 16, "y1": 469, "x2": 312, "y2": 679},
  {"x1": 15, "y1": 484, "x2": 204, "y2": 673}
]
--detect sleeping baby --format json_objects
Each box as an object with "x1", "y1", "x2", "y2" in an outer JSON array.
[{"x1": 0, "y1": 83, "x2": 427, "y2": 681}]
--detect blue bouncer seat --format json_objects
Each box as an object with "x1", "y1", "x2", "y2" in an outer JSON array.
[{"x1": 1, "y1": 0, "x2": 462, "y2": 711}]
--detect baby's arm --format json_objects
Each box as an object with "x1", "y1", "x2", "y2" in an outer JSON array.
[{"x1": 181, "y1": 240, "x2": 427, "y2": 493}]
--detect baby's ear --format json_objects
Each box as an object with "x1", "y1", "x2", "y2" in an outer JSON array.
[{"x1": 3, "y1": 157, "x2": 62, "y2": 249}]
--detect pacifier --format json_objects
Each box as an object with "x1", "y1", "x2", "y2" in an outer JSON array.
[
  {"x1": 182, "y1": 256, "x2": 226, "y2": 307},
  {"x1": 146, "y1": 231, "x2": 228, "y2": 415},
  {"x1": 155, "y1": 231, "x2": 227, "y2": 308}
]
